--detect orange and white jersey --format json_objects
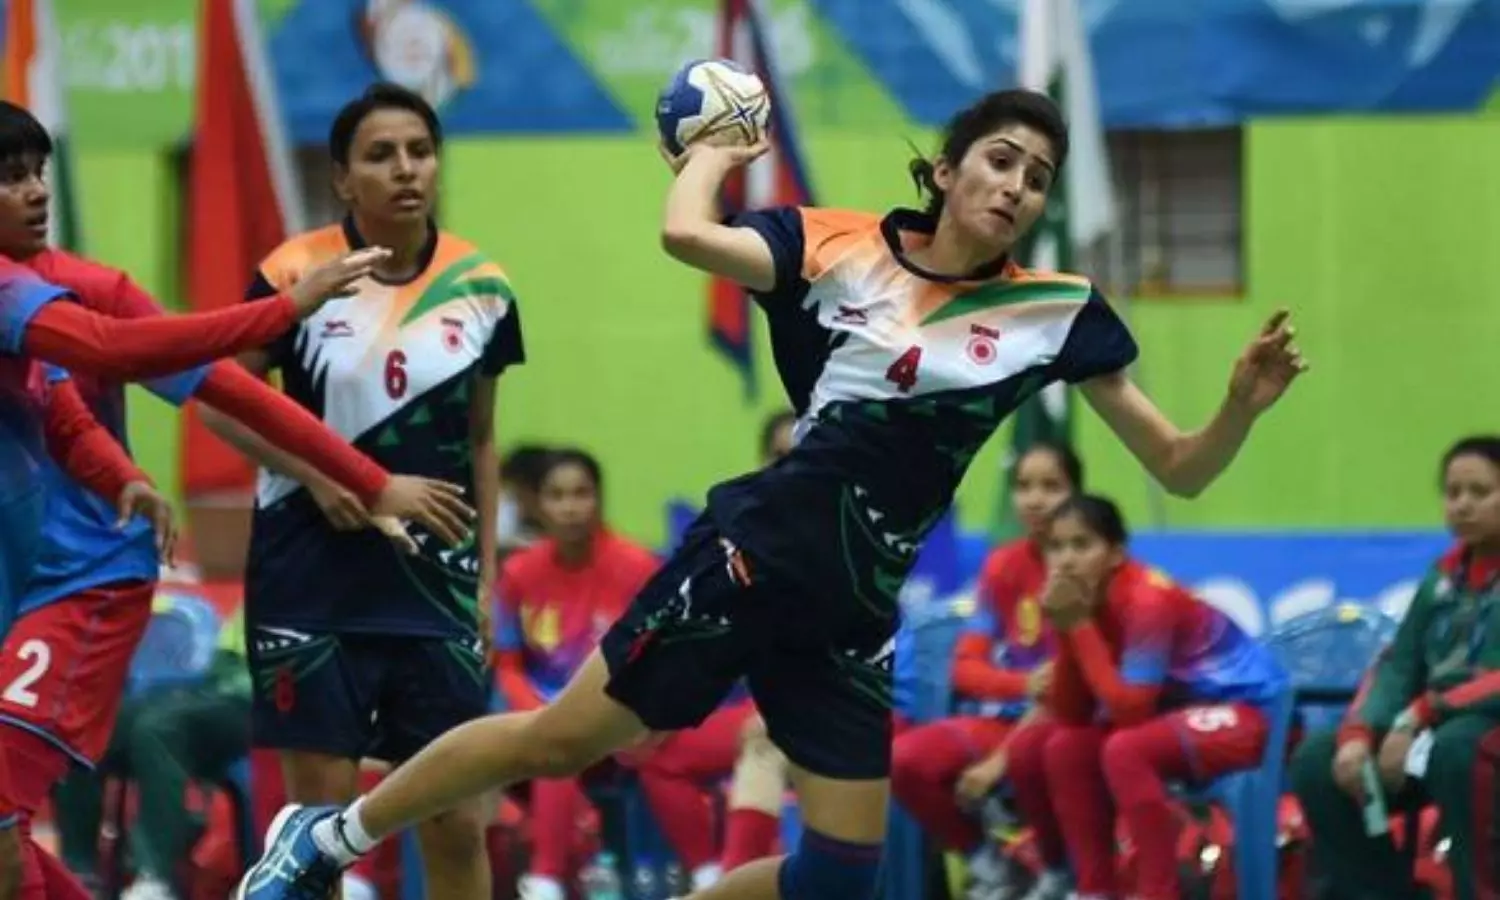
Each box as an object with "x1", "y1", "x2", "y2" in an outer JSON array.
[{"x1": 703, "y1": 206, "x2": 1135, "y2": 623}]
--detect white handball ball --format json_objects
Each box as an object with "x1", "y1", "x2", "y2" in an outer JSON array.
[{"x1": 655, "y1": 58, "x2": 772, "y2": 156}]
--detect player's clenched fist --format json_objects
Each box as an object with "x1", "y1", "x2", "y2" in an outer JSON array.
[
  {"x1": 286, "y1": 247, "x2": 393, "y2": 319},
  {"x1": 371, "y1": 475, "x2": 476, "y2": 547}
]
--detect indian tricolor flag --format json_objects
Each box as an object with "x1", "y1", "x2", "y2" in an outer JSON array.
[
  {"x1": 2, "y1": 0, "x2": 79, "y2": 250},
  {"x1": 181, "y1": 0, "x2": 304, "y2": 507}
]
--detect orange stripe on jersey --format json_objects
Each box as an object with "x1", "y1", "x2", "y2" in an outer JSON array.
[
  {"x1": 257, "y1": 225, "x2": 349, "y2": 292},
  {"x1": 797, "y1": 207, "x2": 882, "y2": 280}
]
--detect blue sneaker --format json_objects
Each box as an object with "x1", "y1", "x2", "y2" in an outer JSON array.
[{"x1": 235, "y1": 804, "x2": 346, "y2": 900}]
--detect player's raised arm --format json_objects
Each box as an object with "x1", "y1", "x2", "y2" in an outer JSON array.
[
  {"x1": 1080, "y1": 309, "x2": 1308, "y2": 498},
  {"x1": 12, "y1": 248, "x2": 388, "y2": 381},
  {"x1": 659, "y1": 142, "x2": 779, "y2": 292}
]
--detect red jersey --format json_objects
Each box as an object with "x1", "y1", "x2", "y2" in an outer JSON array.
[
  {"x1": 953, "y1": 538, "x2": 1054, "y2": 716},
  {"x1": 493, "y1": 530, "x2": 658, "y2": 709}
]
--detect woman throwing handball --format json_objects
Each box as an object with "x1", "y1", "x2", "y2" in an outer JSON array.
[{"x1": 238, "y1": 86, "x2": 1305, "y2": 900}]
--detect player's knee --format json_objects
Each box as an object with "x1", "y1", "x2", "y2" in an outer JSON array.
[
  {"x1": 887, "y1": 732, "x2": 928, "y2": 793},
  {"x1": 415, "y1": 804, "x2": 488, "y2": 867},
  {"x1": 729, "y1": 739, "x2": 786, "y2": 815},
  {"x1": 516, "y1": 712, "x2": 607, "y2": 778},
  {"x1": 777, "y1": 827, "x2": 882, "y2": 900}
]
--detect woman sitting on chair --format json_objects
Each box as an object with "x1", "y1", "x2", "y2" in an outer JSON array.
[
  {"x1": 1292, "y1": 435, "x2": 1500, "y2": 900},
  {"x1": 1005, "y1": 494, "x2": 1287, "y2": 900}
]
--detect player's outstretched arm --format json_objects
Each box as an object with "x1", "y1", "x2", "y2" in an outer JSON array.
[
  {"x1": 1080, "y1": 309, "x2": 1307, "y2": 497},
  {"x1": 659, "y1": 141, "x2": 778, "y2": 292},
  {"x1": 193, "y1": 361, "x2": 476, "y2": 548},
  {"x1": 18, "y1": 248, "x2": 390, "y2": 381}
]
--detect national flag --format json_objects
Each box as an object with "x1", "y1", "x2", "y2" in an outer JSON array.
[
  {"x1": 2, "y1": 0, "x2": 80, "y2": 251},
  {"x1": 997, "y1": 0, "x2": 1116, "y2": 535},
  {"x1": 712, "y1": 0, "x2": 814, "y2": 399},
  {"x1": 181, "y1": 0, "x2": 304, "y2": 505}
]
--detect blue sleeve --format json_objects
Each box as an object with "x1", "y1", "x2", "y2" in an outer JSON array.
[
  {"x1": 480, "y1": 298, "x2": 525, "y2": 377},
  {"x1": 42, "y1": 364, "x2": 68, "y2": 385},
  {"x1": 144, "y1": 367, "x2": 211, "y2": 406},
  {"x1": 0, "y1": 275, "x2": 69, "y2": 354},
  {"x1": 728, "y1": 206, "x2": 806, "y2": 313},
  {"x1": 1119, "y1": 592, "x2": 1176, "y2": 687},
  {"x1": 1052, "y1": 289, "x2": 1139, "y2": 384},
  {"x1": 494, "y1": 606, "x2": 522, "y2": 652}
]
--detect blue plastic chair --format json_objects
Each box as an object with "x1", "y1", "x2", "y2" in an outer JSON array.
[
  {"x1": 220, "y1": 756, "x2": 260, "y2": 861},
  {"x1": 127, "y1": 590, "x2": 222, "y2": 695},
  {"x1": 881, "y1": 597, "x2": 970, "y2": 900},
  {"x1": 1193, "y1": 603, "x2": 1396, "y2": 900}
]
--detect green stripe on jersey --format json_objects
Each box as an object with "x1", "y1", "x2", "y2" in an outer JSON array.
[
  {"x1": 921, "y1": 278, "x2": 1091, "y2": 327},
  {"x1": 401, "y1": 254, "x2": 518, "y2": 327}
]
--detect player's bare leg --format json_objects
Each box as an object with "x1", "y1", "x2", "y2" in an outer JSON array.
[
  {"x1": 412, "y1": 797, "x2": 490, "y2": 900},
  {"x1": 680, "y1": 765, "x2": 889, "y2": 900},
  {"x1": 355, "y1": 650, "x2": 645, "y2": 835}
]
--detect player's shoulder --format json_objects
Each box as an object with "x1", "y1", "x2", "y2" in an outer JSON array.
[
  {"x1": 1111, "y1": 559, "x2": 1177, "y2": 604},
  {"x1": 797, "y1": 206, "x2": 881, "y2": 238},
  {"x1": 257, "y1": 225, "x2": 349, "y2": 287},
  {"x1": 980, "y1": 538, "x2": 1034, "y2": 577},
  {"x1": 501, "y1": 541, "x2": 552, "y2": 587},
  {"x1": 428, "y1": 231, "x2": 515, "y2": 297},
  {"x1": 993, "y1": 264, "x2": 1097, "y2": 305},
  {"x1": 24, "y1": 249, "x2": 124, "y2": 297}
]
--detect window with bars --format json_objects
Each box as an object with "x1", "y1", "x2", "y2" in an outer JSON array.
[{"x1": 1079, "y1": 127, "x2": 1245, "y2": 298}]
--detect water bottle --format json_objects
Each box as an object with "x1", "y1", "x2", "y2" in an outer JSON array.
[
  {"x1": 581, "y1": 851, "x2": 624, "y2": 900},
  {"x1": 631, "y1": 861, "x2": 659, "y2": 900}
]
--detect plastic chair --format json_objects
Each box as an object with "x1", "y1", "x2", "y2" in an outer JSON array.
[
  {"x1": 127, "y1": 590, "x2": 222, "y2": 695},
  {"x1": 882, "y1": 598, "x2": 970, "y2": 900},
  {"x1": 220, "y1": 756, "x2": 260, "y2": 862},
  {"x1": 1192, "y1": 603, "x2": 1397, "y2": 900}
]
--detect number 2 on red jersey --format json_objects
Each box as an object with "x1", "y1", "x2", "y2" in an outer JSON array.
[{"x1": 885, "y1": 346, "x2": 922, "y2": 393}]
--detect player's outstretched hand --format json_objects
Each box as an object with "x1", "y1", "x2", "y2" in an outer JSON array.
[
  {"x1": 287, "y1": 247, "x2": 393, "y2": 319},
  {"x1": 117, "y1": 480, "x2": 177, "y2": 565},
  {"x1": 371, "y1": 475, "x2": 475, "y2": 547},
  {"x1": 658, "y1": 139, "x2": 771, "y2": 175},
  {"x1": 1227, "y1": 308, "x2": 1308, "y2": 416}
]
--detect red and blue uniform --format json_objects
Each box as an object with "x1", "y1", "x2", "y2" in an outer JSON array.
[
  {"x1": 891, "y1": 539, "x2": 1054, "y2": 851},
  {"x1": 1008, "y1": 560, "x2": 1286, "y2": 900}
]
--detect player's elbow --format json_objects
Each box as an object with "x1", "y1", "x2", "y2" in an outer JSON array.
[{"x1": 661, "y1": 222, "x2": 709, "y2": 264}]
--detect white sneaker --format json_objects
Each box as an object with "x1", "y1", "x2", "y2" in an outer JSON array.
[{"x1": 121, "y1": 877, "x2": 175, "y2": 900}]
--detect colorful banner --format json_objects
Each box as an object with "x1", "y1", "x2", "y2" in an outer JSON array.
[{"x1": 36, "y1": 0, "x2": 1500, "y2": 148}]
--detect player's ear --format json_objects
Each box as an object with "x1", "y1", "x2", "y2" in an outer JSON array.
[
  {"x1": 331, "y1": 162, "x2": 354, "y2": 204},
  {"x1": 932, "y1": 156, "x2": 956, "y2": 194}
]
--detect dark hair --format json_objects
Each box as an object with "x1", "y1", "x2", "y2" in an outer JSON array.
[
  {"x1": 1049, "y1": 494, "x2": 1128, "y2": 545},
  {"x1": 540, "y1": 448, "x2": 603, "y2": 496},
  {"x1": 908, "y1": 89, "x2": 1069, "y2": 220},
  {"x1": 1441, "y1": 435, "x2": 1500, "y2": 482},
  {"x1": 499, "y1": 444, "x2": 554, "y2": 493},
  {"x1": 760, "y1": 410, "x2": 796, "y2": 459},
  {"x1": 1011, "y1": 440, "x2": 1085, "y2": 491},
  {"x1": 0, "y1": 102, "x2": 52, "y2": 164},
  {"x1": 328, "y1": 82, "x2": 443, "y2": 166}
]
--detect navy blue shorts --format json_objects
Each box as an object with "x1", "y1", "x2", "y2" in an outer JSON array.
[
  {"x1": 246, "y1": 629, "x2": 489, "y2": 763},
  {"x1": 600, "y1": 515, "x2": 896, "y2": 780}
]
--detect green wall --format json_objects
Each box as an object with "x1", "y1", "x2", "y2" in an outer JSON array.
[{"x1": 82, "y1": 116, "x2": 1500, "y2": 547}]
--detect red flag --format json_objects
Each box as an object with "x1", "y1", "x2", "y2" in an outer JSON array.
[
  {"x1": 713, "y1": 0, "x2": 814, "y2": 398},
  {"x1": 181, "y1": 0, "x2": 303, "y2": 504}
]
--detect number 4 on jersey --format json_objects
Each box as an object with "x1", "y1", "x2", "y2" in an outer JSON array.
[{"x1": 885, "y1": 346, "x2": 923, "y2": 393}]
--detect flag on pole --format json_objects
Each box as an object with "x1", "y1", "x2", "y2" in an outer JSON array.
[
  {"x1": 180, "y1": 0, "x2": 305, "y2": 506},
  {"x1": 2, "y1": 0, "x2": 80, "y2": 251},
  {"x1": 711, "y1": 0, "x2": 814, "y2": 399},
  {"x1": 998, "y1": 0, "x2": 1116, "y2": 535}
]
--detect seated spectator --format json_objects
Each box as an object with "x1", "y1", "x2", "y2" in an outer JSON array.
[
  {"x1": 890, "y1": 442, "x2": 1081, "y2": 899},
  {"x1": 1291, "y1": 435, "x2": 1500, "y2": 900},
  {"x1": 493, "y1": 449, "x2": 659, "y2": 900},
  {"x1": 52, "y1": 600, "x2": 250, "y2": 900},
  {"x1": 498, "y1": 443, "x2": 555, "y2": 555},
  {"x1": 1006, "y1": 495, "x2": 1287, "y2": 900}
]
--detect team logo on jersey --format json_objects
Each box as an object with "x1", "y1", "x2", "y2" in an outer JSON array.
[
  {"x1": 1013, "y1": 596, "x2": 1043, "y2": 646},
  {"x1": 321, "y1": 320, "x2": 355, "y2": 339},
  {"x1": 967, "y1": 324, "x2": 1000, "y2": 365},
  {"x1": 441, "y1": 317, "x2": 465, "y2": 353},
  {"x1": 834, "y1": 305, "x2": 869, "y2": 326}
]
